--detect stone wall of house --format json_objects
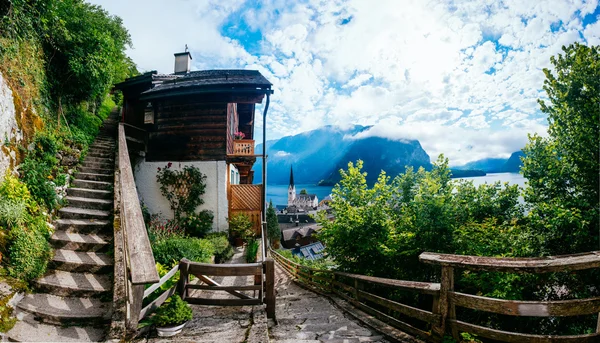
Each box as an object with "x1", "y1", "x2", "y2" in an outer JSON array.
[
  {"x1": 0, "y1": 72, "x2": 22, "y2": 176},
  {"x1": 134, "y1": 159, "x2": 229, "y2": 231}
]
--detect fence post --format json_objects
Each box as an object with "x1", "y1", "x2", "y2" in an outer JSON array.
[
  {"x1": 265, "y1": 258, "x2": 276, "y2": 319},
  {"x1": 127, "y1": 283, "x2": 144, "y2": 333},
  {"x1": 177, "y1": 259, "x2": 190, "y2": 300},
  {"x1": 431, "y1": 266, "x2": 455, "y2": 342},
  {"x1": 330, "y1": 273, "x2": 335, "y2": 293}
]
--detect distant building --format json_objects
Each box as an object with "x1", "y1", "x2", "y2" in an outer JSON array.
[
  {"x1": 287, "y1": 166, "x2": 318, "y2": 211},
  {"x1": 281, "y1": 224, "x2": 320, "y2": 249},
  {"x1": 291, "y1": 242, "x2": 325, "y2": 260}
]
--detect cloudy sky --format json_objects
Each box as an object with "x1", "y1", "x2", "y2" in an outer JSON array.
[{"x1": 91, "y1": 0, "x2": 599, "y2": 165}]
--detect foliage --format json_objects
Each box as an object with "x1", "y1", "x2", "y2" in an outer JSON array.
[
  {"x1": 146, "y1": 214, "x2": 186, "y2": 244},
  {"x1": 228, "y1": 213, "x2": 254, "y2": 242},
  {"x1": 143, "y1": 262, "x2": 179, "y2": 306},
  {"x1": 299, "y1": 189, "x2": 307, "y2": 195},
  {"x1": 316, "y1": 157, "x2": 527, "y2": 282},
  {"x1": 156, "y1": 163, "x2": 209, "y2": 221},
  {"x1": 181, "y1": 210, "x2": 213, "y2": 238},
  {"x1": 152, "y1": 237, "x2": 214, "y2": 266},
  {"x1": 206, "y1": 232, "x2": 234, "y2": 264},
  {"x1": 266, "y1": 201, "x2": 280, "y2": 242},
  {"x1": 0, "y1": 293, "x2": 17, "y2": 333},
  {"x1": 151, "y1": 294, "x2": 192, "y2": 327},
  {"x1": 7, "y1": 225, "x2": 51, "y2": 281},
  {"x1": 277, "y1": 249, "x2": 337, "y2": 270},
  {"x1": 245, "y1": 239, "x2": 259, "y2": 263},
  {"x1": 522, "y1": 43, "x2": 599, "y2": 255}
]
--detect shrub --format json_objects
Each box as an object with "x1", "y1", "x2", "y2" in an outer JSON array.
[
  {"x1": 156, "y1": 164, "x2": 207, "y2": 220},
  {"x1": 0, "y1": 173, "x2": 37, "y2": 212},
  {"x1": 245, "y1": 239, "x2": 259, "y2": 263},
  {"x1": 206, "y1": 232, "x2": 234, "y2": 264},
  {"x1": 181, "y1": 210, "x2": 213, "y2": 238},
  {"x1": 7, "y1": 226, "x2": 51, "y2": 281},
  {"x1": 143, "y1": 262, "x2": 179, "y2": 306},
  {"x1": 146, "y1": 216, "x2": 186, "y2": 244},
  {"x1": 152, "y1": 237, "x2": 214, "y2": 266},
  {"x1": 0, "y1": 199, "x2": 28, "y2": 227},
  {"x1": 228, "y1": 213, "x2": 254, "y2": 242},
  {"x1": 152, "y1": 294, "x2": 192, "y2": 327}
]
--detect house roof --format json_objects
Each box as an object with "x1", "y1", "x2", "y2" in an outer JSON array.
[
  {"x1": 292, "y1": 242, "x2": 325, "y2": 260},
  {"x1": 140, "y1": 69, "x2": 272, "y2": 100},
  {"x1": 277, "y1": 214, "x2": 316, "y2": 224},
  {"x1": 281, "y1": 225, "x2": 319, "y2": 241},
  {"x1": 297, "y1": 194, "x2": 317, "y2": 201}
]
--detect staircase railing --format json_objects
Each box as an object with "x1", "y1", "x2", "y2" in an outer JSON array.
[
  {"x1": 270, "y1": 248, "x2": 600, "y2": 343},
  {"x1": 115, "y1": 123, "x2": 159, "y2": 335}
]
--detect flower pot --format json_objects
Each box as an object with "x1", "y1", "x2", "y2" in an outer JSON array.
[
  {"x1": 156, "y1": 321, "x2": 188, "y2": 337},
  {"x1": 234, "y1": 237, "x2": 244, "y2": 247}
]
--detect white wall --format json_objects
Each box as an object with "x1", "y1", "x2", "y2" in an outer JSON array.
[
  {"x1": 134, "y1": 159, "x2": 229, "y2": 232},
  {"x1": 0, "y1": 72, "x2": 22, "y2": 176}
]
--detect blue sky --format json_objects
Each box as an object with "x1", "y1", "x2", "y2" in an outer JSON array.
[{"x1": 91, "y1": 0, "x2": 599, "y2": 165}]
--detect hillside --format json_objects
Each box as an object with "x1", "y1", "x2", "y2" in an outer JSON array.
[
  {"x1": 253, "y1": 126, "x2": 432, "y2": 185},
  {"x1": 454, "y1": 151, "x2": 524, "y2": 173}
]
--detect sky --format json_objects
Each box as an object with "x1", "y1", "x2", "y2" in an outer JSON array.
[{"x1": 90, "y1": 0, "x2": 600, "y2": 165}]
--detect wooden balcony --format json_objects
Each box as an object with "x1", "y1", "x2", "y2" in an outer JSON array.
[
  {"x1": 229, "y1": 184, "x2": 262, "y2": 235},
  {"x1": 231, "y1": 139, "x2": 255, "y2": 156}
]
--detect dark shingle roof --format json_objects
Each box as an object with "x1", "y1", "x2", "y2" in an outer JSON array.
[
  {"x1": 292, "y1": 242, "x2": 325, "y2": 260},
  {"x1": 297, "y1": 194, "x2": 317, "y2": 201},
  {"x1": 141, "y1": 69, "x2": 272, "y2": 99}
]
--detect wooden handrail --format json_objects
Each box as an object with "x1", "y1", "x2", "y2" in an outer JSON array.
[
  {"x1": 419, "y1": 251, "x2": 600, "y2": 273},
  {"x1": 270, "y1": 247, "x2": 600, "y2": 343},
  {"x1": 118, "y1": 123, "x2": 159, "y2": 285}
]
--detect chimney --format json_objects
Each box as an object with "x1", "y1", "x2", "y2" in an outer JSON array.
[{"x1": 174, "y1": 50, "x2": 192, "y2": 74}]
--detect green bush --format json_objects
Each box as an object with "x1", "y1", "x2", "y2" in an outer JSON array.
[
  {"x1": 152, "y1": 294, "x2": 192, "y2": 327},
  {"x1": 152, "y1": 237, "x2": 214, "y2": 266},
  {"x1": 146, "y1": 216, "x2": 186, "y2": 244},
  {"x1": 143, "y1": 262, "x2": 179, "y2": 306},
  {"x1": 206, "y1": 232, "x2": 234, "y2": 264},
  {"x1": 181, "y1": 210, "x2": 213, "y2": 238},
  {"x1": 245, "y1": 239, "x2": 259, "y2": 263},
  {"x1": 7, "y1": 226, "x2": 51, "y2": 281},
  {"x1": 228, "y1": 213, "x2": 254, "y2": 242}
]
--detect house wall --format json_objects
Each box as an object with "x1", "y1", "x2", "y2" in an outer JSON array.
[{"x1": 134, "y1": 159, "x2": 229, "y2": 232}]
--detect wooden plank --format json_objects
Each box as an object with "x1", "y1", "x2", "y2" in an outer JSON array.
[
  {"x1": 143, "y1": 264, "x2": 179, "y2": 299},
  {"x1": 187, "y1": 262, "x2": 263, "y2": 277},
  {"x1": 196, "y1": 274, "x2": 252, "y2": 300},
  {"x1": 140, "y1": 286, "x2": 176, "y2": 319},
  {"x1": 118, "y1": 124, "x2": 159, "y2": 285},
  {"x1": 432, "y1": 266, "x2": 453, "y2": 340},
  {"x1": 358, "y1": 290, "x2": 440, "y2": 325},
  {"x1": 127, "y1": 284, "x2": 145, "y2": 332},
  {"x1": 332, "y1": 288, "x2": 431, "y2": 341},
  {"x1": 186, "y1": 284, "x2": 261, "y2": 291},
  {"x1": 419, "y1": 251, "x2": 600, "y2": 273},
  {"x1": 185, "y1": 298, "x2": 261, "y2": 306},
  {"x1": 265, "y1": 259, "x2": 275, "y2": 319},
  {"x1": 450, "y1": 292, "x2": 600, "y2": 317},
  {"x1": 333, "y1": 271, "x2": 440, "y2": 295},
  {"x1": 449, "y1": 319, "x2": 600, "y2": 343},
  {"x1": 332, "y1": 280, "x2": 355, "y2": 293}
]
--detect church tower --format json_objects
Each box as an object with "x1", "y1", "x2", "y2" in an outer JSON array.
[{"x1": 287, "y1": 165, "x2": 296, "y2": 207}]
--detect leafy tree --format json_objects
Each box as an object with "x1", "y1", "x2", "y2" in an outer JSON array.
[
  {"x1": 522, "y1": 43, "x2": 599, "y2": 255},
  {"x1": 300, "y1": 189, "x2": 308, "y2": 195},
  {"x1": 266, "y1": 200, "x2": 280, "y2": 243}
]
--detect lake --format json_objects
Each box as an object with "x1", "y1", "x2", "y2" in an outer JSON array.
[{"x1": 266, "y1": 173, "x2": 527, "y2": 206}]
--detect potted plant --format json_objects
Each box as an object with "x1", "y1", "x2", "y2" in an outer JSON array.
[
  {"x1": 152, "y1": 294, "x2": 193, "y2": 337},
  {"x1": 228, "y1": 213, "x2": 253, "y2": 247},
  {"x1": 234, "y1": 131, "x2": 245, "y2": 140}
]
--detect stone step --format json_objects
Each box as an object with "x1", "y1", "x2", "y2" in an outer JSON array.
[
  {"x1": 77, "y1": 166, "x2": 114, "y2": 176},
  {"x1": 50, "y1": 230, "x2": 111, "y2": 251},
  {"x1": 50, "y1": 249, "x2": 113, "y2": 273},
  {"x1": 58, "y1": 207, "x2": 111, "y2": 220},
  {"x1": 35, "y1": 270, "x2": 112, "y2": 297},
  {"x1": 54, "y1": 218, "x2": 111, "y2": 234},
  {"x1": 66, "y1": 196, "x2": 112, "y2": 211},
  {"x1": 72, "y1": 179, "x2": 112, "y2": 190},
  {"x1": 8, "y1": 312, "x2": 106, "y2": 342},
  {"x1": 75, "y1": 172, "x2": 113, "y2": 183},
  {"x1": 67, "y1": 187, "x2": 112, "y2": 200},
  {"x1": 83, "y1": 156, "x2": 114, "y2": 164},
  {"x1": 16, "y1": 293, "x2": 111, "y2": 326},
  {"x1": 86, "y1": 151, "x2": 114, "y2": 159},
  {"x1": 80, "y1": 161, "x2": 113, "y2": 170}
]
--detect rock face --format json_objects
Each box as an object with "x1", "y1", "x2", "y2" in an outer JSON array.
[{"x1": 0, "y1": 72, "x2": 22, "y2": 176}]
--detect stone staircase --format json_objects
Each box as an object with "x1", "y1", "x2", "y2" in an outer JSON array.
[{"x1": 8, "y1": 112, "x2": 119, "y2": 342}]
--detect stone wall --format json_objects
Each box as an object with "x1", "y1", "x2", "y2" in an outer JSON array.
[{"x1": 0, "y1": 72, "x2": 21, "y2": 176}]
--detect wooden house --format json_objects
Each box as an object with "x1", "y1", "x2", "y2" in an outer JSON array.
[{"x1": 114, "y1": 51, "x2": 272, "y2": 232}]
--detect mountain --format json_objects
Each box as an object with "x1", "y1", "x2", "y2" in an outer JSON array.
[
  {"x1": 318, "y1": 137, "x2": 431, "y2": 185},
  {"x1": 454, "y1": 150, "x2": 525, "y2": 173},
  {"x1": 253, "y1": 126, "x2": 432, "y2": 185}
]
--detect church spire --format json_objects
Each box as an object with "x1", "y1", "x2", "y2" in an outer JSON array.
[{"x1": 289, "y1": 165, "x2": 295, "y2": 188}]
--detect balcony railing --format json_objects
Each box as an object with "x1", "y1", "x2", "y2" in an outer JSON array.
[{"x1": 232, "y1": 139, "x2": 255, "y2": 156}]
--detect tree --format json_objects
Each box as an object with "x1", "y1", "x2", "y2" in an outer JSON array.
[
  {"x1": 522, "y1": 43, "x2": 600, "y2": 255},
  {"x1": 300, "y1": 189, "x2": 308, "y2": 195},
  {"x1": 266, "y1": 201, "x2": 280, "y2": 244}
]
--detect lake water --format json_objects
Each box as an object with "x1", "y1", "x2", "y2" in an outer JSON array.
[{"x1": 266, "y1": 173, "x2": 527, "y2": 207}]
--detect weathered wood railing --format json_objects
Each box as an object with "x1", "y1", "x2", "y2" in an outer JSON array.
[
  {"x1": 271, "y1": 248, "x2": 600, "y2": 343},
  {"x1": 419, "y1": 251, "x2": 600, "y2": 343},
  {"x1": 232, "y1": 139, "x2": 255, "y2": 156},
  {"x1": 116, "y1": 123, "x2": 160, "y2": 334}
]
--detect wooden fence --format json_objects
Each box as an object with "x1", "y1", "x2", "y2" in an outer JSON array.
[
  {"x1": 271, "y1": 248, "x2": 600, "y2": 343},
  {"x1": 140, "y1": 258, "x2": 276, "y2": 320}
]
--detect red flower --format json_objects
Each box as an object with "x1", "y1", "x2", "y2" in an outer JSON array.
[
  {"x1": 158, "y1": 167, "x2": 161, "y2": 171},
  {"x1": 167, "y1": 162, "x2": 172, "y2": 168}
]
